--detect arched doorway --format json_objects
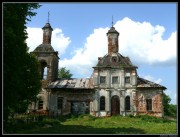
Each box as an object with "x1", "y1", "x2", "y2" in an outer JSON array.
[{"x1": 111, "y1": 95, "x2": 120, "y2": 115}]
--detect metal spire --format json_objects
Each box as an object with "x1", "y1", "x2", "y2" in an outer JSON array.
[
  {"x1": 47, "y1": 11, "x2": 50, "y2": 23},
  {"x1": 112, "y1": 16, "x2": 114, "y2": 27}
]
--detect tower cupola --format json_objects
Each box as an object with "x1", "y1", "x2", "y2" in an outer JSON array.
[
  {"x1": 42, "y1": 23, "x2": 53, "y2": 44},
  {"x1": 106, "y1": 20, "x2": 119, "y2": 55}
]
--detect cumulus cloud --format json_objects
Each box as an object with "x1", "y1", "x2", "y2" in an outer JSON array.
[
  {"x1": 164, "y1": 89, "x2": 177, "y2": 105},
  {"x1": 26, "y1": 27, "x2": 71, "y2": 55},
  {"x1": 142, "y1": 74, "x2": 162, "y2": 84},
  {"x1": 115, "y1": 17, "x2": 177, "y2": 66},
  {"x1": 59, "y1": 17, "x2": 176, "y2": 77},
  {"x1": 59, "y1": 28, "x2": 109, "y2": 77},
  {"x1": 26, "y1": 17, "x2": 176, "y2": 78}
]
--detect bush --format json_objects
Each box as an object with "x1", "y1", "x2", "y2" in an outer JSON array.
[
  {"x1": 38, "y1": 115, "x2": 44, "y2": 121},
  {"x1": 128, "y1": 114, "x2": 134, "y2": 118},
  {"x1": 138, "y1": 115, "x2": 164, "y2": 123}
]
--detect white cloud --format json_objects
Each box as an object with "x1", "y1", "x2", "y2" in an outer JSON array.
[
  {"x1": 59, "y1": 17, "x2": 176, "y2": 77},
  {"x1": 59, "y1": 27, "x2": 109, "y2": 77},
  {"x1": 164, "y1": 89, "x2": 177, "y2": 105},
  {"x1": 115, "y1": 17, "x2": 177, "y2": 66},
  {"x1": 141, "y1": 74, "x2": 162, "y2": 84},
  {"x1": 26, "y1": 17, "x2": 176, "y2": 78},
  {"x1": 26, "y1": 27, "x2": 71, "y2": 55}
]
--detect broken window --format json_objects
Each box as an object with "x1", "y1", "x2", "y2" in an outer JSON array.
[
  {"x1": 146, "y1": 98, "x2": 152, "y2": 111},
  {"x1": 57, "y1": 97, "x2": 63, "y2": 109},
  {"x1": 112, "y1": 76, "x2": 118, "y2": 84},
  {"x1": 100, "y1": 96, "x2": 105, "y2": 111},
  {"x1": 125, "y1": 72, "x2": 130, "y2": 84},
  {"x1": 125, "y1": 96, "x2": 130, "y2": 110},
  {"x1": 38, "y1": 100, "x2": 43, "y2": 110},
  {"x1": 125, "y1": 77, "x2": 130, "y2": 83},
  {"x1": 100, "y1": 76, "x2": 106, "y2": 84}
]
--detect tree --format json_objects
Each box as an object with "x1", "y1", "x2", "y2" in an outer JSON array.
[
  {"x1": 3, "y1": 3, "x2": 41, "y2": 126},
  {"x1": 163, "y1": 93, "x2": 177, "y2": 117},
  {"x1": 58, "y1": 67, "x2": 73, "y2": 79},
  {"x1": 163, "y1": 93, "x2": 171, "y2": 116}
]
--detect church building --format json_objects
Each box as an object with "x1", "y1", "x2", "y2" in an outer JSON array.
[{"x1": 29, "y1": 21, "x2": 166, "y2": 117}]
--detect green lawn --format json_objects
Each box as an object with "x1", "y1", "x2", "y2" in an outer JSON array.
[{"x1": 4, "y1": 114, "x2": 177, "y2": 134}]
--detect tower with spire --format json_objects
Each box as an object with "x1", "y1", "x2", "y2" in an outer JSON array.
[
  {"x1": 31, "y1": 13, "x2": 59, "y2": 86},
  {"x1": 107, "y1": 16, "x2": 119, "y2": 55}
]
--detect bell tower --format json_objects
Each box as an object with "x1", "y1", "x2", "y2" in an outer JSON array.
[
  {"x1": 31, "y1": 21, "x2": 59, "y2": 87},
  {"x1": 107, "y1": 18, "x2": 119, "y2": 55}
]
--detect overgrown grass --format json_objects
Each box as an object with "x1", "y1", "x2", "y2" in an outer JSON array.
[{"x1": 4, "y1": 114, "x2": 177, "y2": 134}]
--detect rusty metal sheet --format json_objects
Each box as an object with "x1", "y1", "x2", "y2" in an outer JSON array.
[
  {"x1": 80, "y1": 78, "x2": 86, "y2": 88},
  {"x1": 137, "y1": 77, "x2": 166, "y2": 89},
  {"x1": 60, "y1": 80, "x2": 68, "y2": 88},
  {"x1": 85, "y1": 79, "x2": 89, "y2": 88},
  {"x1": 47, "y1": 78, "x2": 94, "y2": 89},
  {"x1": 74, "y1": 79, "x2": 81, "y2": 88}
]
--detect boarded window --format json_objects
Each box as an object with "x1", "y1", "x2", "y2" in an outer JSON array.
[
  {"x1": 112, "y1": 76, "x2": 118, "y2": 84},
  {"x1": 57, "y1": 97, "x2": 63, "y2": 109},
  {"x1": 100, "y1": 96, "x2": 105, "y2": 111},
  {"x1": 38, "y1": 100, "x2": 43, "y2": 110},
  {"x1": 125, "y1": 77, "x2": 130, "y2": 83},
  {"x1": 125, "y1": 96, "x2": 130, "y2": 110},
  {"x1": 146, "y1": 98, "x2": 152, "y2": 111},
  {"x1": 100, "y1": 76, "x2": 106, "y2": 84}
]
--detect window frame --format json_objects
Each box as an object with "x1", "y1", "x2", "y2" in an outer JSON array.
[
  {"x1": 125, "y1": 76, "x2": 130, "y2": 83},
  {"x1": 100, "y1": 76, "x2": 106, "y2": 84},
  {"x1": 38, "y1": 100, "x2": 43, "y2": 110},
  {"x1": 146, "y1": 98, "x2": 152, "y2": 111},
  {"x1": 125, "y1": 96, "x2": 130, "y2": 111},
  {"x1": 100, "y1": 96, "x2": 105, "y2": 111},
  {"x1": 57, "y1": 97, "x2": 63, "y2": 110},
  {"x1": 112, "y1": 76, "x2": 119, "y2": 84}
]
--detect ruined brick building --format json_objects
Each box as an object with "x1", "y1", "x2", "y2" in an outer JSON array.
[{"x1": 29, "y1": 21, "x2": 166, "y2": 117}]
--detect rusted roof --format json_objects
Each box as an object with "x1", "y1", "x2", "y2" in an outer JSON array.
[
  {"x1": 47, "y1": 78, "x2": 94, "y2": 89},
  {"x1": 42, "y1": 23, "x2": 53, "y2": 31},
  {"x1": 107, "y1": 26, "x2": 119, "y2": 35},
  {"x1": 95, "y1": 53, "x2": 137, "y2": 68},
  {"x1": 137, "y1": 77, "x2": 167, "y2": 89},
  {"x1": 33, "y1": 44, "x2": 55, "y2": 52}
]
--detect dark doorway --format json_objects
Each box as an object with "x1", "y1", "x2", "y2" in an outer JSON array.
[{"x1": 111, "y1": 95, "x2": 120, "y2": 115}]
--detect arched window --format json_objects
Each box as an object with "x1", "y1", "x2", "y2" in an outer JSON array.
[
  {"x1": 125, "y1": 96, "x2": 130, "y2": 111},
  {"x1": 43, "y1": 67, "x2": 47, "y2": 79},
  {"x1": 57, "y1": 97, "x2": 63, "y2": 109},
  {"x1": 40, "y1": 61, "x2": 47, "y2": 80},
  {"x1": 146, "y1": 98, "x2": 152, "y2": 111},
  {"x1": 38, "y1": 100, "x2": 43, "y2": 110},
  {"x1": 100, "y1": 96, "x2": 105, "y2": 111}
]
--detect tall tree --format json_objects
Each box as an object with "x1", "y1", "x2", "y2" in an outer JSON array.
[
  {"x1": 163, "y1": 92, "x2": 171, "y2": 116},
  {"x1": 3, "y1": 3, "x2": 41, "y2": 125},
  {"x1": 58, "y1": 67, "x2": 73, "y2": 79}
]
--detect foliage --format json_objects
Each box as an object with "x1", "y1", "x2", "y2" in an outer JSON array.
[
  {"x1": 166, "y1": 104, "x2": 177, "y2": 117},
  {"x1": 136, "y1": 114, "x2": 172, "y2": 123},
  {"x1": 3, "y1": 3, "x2": 41, "y2": 127},
  {"x1": 4, "y1": 114, "x2": 176, "y2": 134},
  {"x1": 163, "y1": 93, "x2": 177, "y2": 117},
  {"x1": 58, "y1": 67, "x2": 73, "y2": 79}
]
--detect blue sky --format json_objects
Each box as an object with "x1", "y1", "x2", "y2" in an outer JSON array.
[{"x1": 26, "y1": 2, "x2": 177, "y2": 104}]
